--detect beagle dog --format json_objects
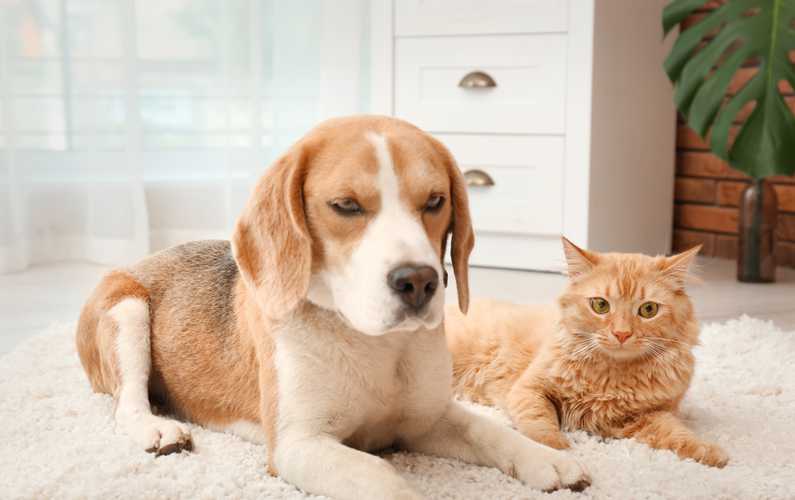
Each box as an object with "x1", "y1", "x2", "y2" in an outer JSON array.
[{"x1": 76, "y1": 115, "x2": 589, "y2": 499}]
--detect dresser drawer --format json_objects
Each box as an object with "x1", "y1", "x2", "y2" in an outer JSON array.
[
  {"x1": 437, "y1": 134, "x2": 564, "y2": 236},
  {"x1": 395, "y1": 35, "x2": 567, "y2": 134},
  {"x1": 468, "y1": 234, "x2": 563, "y2": 271},
  {"x1": 395, "y1": 0, "x2": 568, "y2": 37}
]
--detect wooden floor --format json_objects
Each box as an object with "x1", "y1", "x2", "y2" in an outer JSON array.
[{"x1": 1, "y1": 257, "x2": 793, "y2": 355}]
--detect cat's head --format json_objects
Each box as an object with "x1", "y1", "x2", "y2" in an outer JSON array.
[{"x1": 557, "y1": 237, "x2": 700, "y2": 362}]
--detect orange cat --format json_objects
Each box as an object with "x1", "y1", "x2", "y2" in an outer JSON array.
[{"x1": 446, "y1": 238, "x2": 728, "y2": 468}]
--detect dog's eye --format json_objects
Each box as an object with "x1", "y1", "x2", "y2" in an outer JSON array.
[
  {"x1": 424, "y1": 194, "x2": 445, "y2": 213},
  {"x1": 329, "y1": 198, "x2": 363, "y2": 216}
]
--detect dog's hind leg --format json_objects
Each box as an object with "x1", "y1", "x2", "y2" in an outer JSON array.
[
  {"x1": 107, "y1": 297, "x2": 193, "y2": 456},
  {"x1": 77, "y1": 270, "x2": 192, "y2": 456}
]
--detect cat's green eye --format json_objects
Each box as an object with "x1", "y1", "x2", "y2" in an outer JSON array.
[
  {"x1": 638, "y1": 301, "x2": 659, "y2": 319},
  {"x1": 589, "y1": 297, "x2": 610, "y2": 314}
]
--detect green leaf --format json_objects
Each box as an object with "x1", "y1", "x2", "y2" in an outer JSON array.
[
  {"x1": 663, "y1": 0, "x2": 712, "y2": 35},
  {"x1": 689, "y1": 46, "x2": 752, "y2": 136},
  {"x1": 674, "y1": 16, "x2": 751, "y2": 114},
  {"x1": 663, "y1": 0, "x2": 795, "y2": 178},
  {"x1": 664, "y1": 5, "x2": 731, "y2": 79}
]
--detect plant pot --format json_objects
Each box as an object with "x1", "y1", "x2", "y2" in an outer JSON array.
[{"x1": 737, "y1": 179, "x2": 778, "y2": 283}]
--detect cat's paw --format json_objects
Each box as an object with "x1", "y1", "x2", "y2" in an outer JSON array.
[
  {"x1": 677, "y1": 441, "x2": 729, "y2": 468},
  {"x1": 696, "y1": 443, "x2": 729, "y2": 468},
  {"x1": 521, "y1": 427, "x2": 570, "y2": 450},
  {"x1": 534, "y1": 430, "x2": 571, "y2": 450}
]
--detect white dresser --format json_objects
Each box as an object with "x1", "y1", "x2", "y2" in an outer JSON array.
[{"x1": 370, "y1": 0, "x2": 676, "y2": 271}]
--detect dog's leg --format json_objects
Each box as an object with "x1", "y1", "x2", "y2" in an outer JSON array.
[
  {"x1": 109, "y1": 298, "x2": 192, "y2": 455},
  {"x1": 403, "y1": 401, "x2": 590, "y2": 492},
  {"x1": 273, "y1": 433, "x2": 420, "y2": 500}
]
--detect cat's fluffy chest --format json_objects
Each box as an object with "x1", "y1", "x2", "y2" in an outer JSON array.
[{"x1": 544, "y1": 351, "x2": 694, "y2": 434}]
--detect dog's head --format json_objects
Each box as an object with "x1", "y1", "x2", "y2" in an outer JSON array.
[{"x1": 232, "y1": 115, "x2": 474, "y2": 335}]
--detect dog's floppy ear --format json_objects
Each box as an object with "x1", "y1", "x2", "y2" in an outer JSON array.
[
  {"x1": 429, "y1": 136, "x2": 474, "y2": 314},
  {"x1": 232, "y1": 145, "x2": 312, "y2": 320}
]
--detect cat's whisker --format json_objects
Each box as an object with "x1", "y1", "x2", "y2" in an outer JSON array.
[
  {"x1": 644, "y1": 341, "x2": 667, "y2": 354},
  {"x1": 567, "y1": 351, "x2": 595, "y2": 369},
  {"x1": 565, "y1": 335, "x2": 594, "y2": 351},
  {"x1": 643, "y1": 341, "x2": 677, "y2": 366},
  {"x1": 568, "y1": 339, "x2": 600, "y2": 360},
  {"x1": 652, "y1": 337, "x2": 695, "y2": 349},
  {"x1": 571, "y1": 340, "x2": 595, "y2": 354},
  {"x1": 572, "y1": 344, "x2": 600, "y2": 368}
]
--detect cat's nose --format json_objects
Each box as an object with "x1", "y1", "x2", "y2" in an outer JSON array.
[{"x1": 613, "y1": 331, "x2": 633, "y2": 344}]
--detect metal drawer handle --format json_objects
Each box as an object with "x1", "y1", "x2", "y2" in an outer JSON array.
[
  {"x1": 458, "y1": 71, "x2": 497, "y2": 89},
  {"x1": 463, "y1": 169, "x2": 495, "y2": 187}
]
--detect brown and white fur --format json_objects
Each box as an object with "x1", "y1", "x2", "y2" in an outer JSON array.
[
  {"x1": 76, "y1": 116, "x2": 590, "y2": 499},
  {"x1": 447, "y1": 238, "x2": 729, "y2": 468}
]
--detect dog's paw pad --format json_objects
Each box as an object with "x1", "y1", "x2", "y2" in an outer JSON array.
[
  {"x1": 155, "y1": 438, "x2": 193, "y2": 456},
  {"x1": 566, "y1": 478, "x2": 591, "y2": 492}
]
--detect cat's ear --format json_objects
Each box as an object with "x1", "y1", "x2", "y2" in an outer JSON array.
[
  {"x1": 659, "y1": 245, "x2": 701, "y2": 290},
  {"x1": 561, "y1": 236, "x2": 599, "y2": 279}
]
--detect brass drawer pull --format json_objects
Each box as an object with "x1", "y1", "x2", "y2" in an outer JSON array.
[
  {"x1": 463, "y1": 169, "x2": 495, "y2": 187},
  {"x1": 458, "y1": 70, "x2": 497, "y2": 89}
]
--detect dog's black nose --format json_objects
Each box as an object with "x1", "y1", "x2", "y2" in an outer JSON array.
[{"x1": 387, "y1": 264, "x2": 439, "y2": 310}]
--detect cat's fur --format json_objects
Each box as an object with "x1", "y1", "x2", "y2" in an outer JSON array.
[{"x1": 446, "y1": 238, "x2": 728, "y2": 468}]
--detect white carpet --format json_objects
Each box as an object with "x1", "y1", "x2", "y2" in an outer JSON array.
[{"x1": 1, "y1": 316, "x2": 794, "y2": 500}]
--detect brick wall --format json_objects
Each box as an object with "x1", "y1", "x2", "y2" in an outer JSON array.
[{"x1": 671, "y1": 7, "x2": 795, "y2": 268}]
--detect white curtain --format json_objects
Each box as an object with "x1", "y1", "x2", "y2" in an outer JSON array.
[{"x1": 0, "y1": 0, "x2": 370, "y2": 273}]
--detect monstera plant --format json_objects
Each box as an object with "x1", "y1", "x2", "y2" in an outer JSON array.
[{"x1": 663, "y1": 0, "x2": 795, "y2": 282}]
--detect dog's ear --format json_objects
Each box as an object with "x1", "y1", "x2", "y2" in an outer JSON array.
[
  {"x1": 232, "y1": 145, "x2": 312, "y2": 320},
  {"x1": 429, "y1": 136, "x2": 474, "y2": 314}
]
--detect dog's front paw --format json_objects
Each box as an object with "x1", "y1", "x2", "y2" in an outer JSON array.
[{"x1": 511, "y1": 442, "x2": 590, "y2": 492}]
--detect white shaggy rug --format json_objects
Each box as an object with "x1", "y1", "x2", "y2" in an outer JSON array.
[{"x1": 1, "y1": 316, "x2": 794, "y2": 499}]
